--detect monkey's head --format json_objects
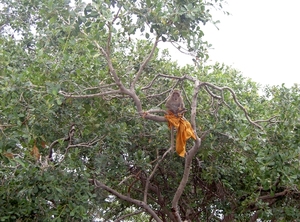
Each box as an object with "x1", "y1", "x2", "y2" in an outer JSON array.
[{"x1": 171, "y1": 90, "x2": 181, "y2": 101}]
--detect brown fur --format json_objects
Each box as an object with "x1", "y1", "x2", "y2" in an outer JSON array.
[{"x1": 166, "y1": 90, "x2": 185, "y2": 115}]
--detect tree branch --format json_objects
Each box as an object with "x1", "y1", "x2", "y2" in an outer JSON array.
[
  {"x1": 92, "y1": 179, "x2": 163, "y2": 222},
  {"x1": 171, "y1": 78, "x2": 202, "y2": 222},
  {"x1": 202, "y1": 82, "x2": 264, "y2": 130},
  {"x1": 131, "y1": 36, "x2": 160, "y2": 90},
  {"x1": 259, "y1": 189, "x2": 288, "y2": 200},
  {"x1": 254, "y1": 115, "x2": 280, "y2": 126},
  {"x1": 171, "y1": 137, "x2": 201, "y2": 222},
  {"x1": 106, "y1": 6, "x2": 122, "y2": 56},
  {"x1": 114, "y1": 210, "x2": 143, "y2": 222},
  {"x1": 59, "y1": 89, "x2": 122, "y2": 98},
  {"x1": 144, "y1": 146, "x2": 173, "y2": 203}
]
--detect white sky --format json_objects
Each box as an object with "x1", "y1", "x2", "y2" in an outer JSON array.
[{"x1": 167, "y1": 0, "x2": 300, "y2": 87}]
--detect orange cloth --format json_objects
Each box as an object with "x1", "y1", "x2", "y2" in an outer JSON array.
[{"x1": 165, "y1": 112, "x2": 196, "y2": 157}]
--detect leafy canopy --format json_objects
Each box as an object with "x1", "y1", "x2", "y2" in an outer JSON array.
[{"x1": 1, "y1": 0, "x2": 300, "y2": 221}]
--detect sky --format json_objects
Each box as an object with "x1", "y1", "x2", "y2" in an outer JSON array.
[{"x1": 168, "y1": 0, "x2": 300, "y2": 87}]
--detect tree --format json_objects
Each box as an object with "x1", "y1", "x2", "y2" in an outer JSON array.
[{"x1": 1, "y1": 0, "x2": 300, "y2": 221}]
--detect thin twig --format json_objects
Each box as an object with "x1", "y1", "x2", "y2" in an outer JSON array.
[
  {"x1": 53, "y1": 136, "x2": 102, "y2": 165},
  {"x1": 59, "y1": 89, "x2": 122, "y2": 98},
  {"x1": 118, "y1": 175, "x2": 134, "y2": 186},
  {"x1": 202, "y1": 82, "x2": 264, "y2": 130},
  {"x1": 106, "y1": 6, "x2": 121, "y2": 56},
  {"x1": 114, "y1": 210, "x2": 144, "y2": 222},
  {"x1": 131, "y1": 36, "x2": 160, "y2": 89},
  {"x1": 82, "y1": 83, "x2": 118, "y2": 92},
  {"x1": 144, "y1": 146, "x2": 173, "y2": 203}
]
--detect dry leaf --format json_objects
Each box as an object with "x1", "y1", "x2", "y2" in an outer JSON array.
[
  {"x1": 41, "y1": 141, "x2": 46, "y2": 148},
  {"x1": 3, "y1": 152, "x2": 14, "y2": 159},
  {"x1": 31, "y1": 144, "x2": 40, "y2": 160}
]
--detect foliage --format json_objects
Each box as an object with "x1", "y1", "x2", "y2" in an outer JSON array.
[{"x1": 1, "y1": 0, "x2": 300, "y2": 221}]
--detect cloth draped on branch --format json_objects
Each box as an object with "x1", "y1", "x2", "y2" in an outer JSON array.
[{"x1": 165, "y1": 112, "x2": 196, "y2": 157}]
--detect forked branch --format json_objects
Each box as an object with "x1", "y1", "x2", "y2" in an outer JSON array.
[
  {"x1": 203, "y1": 82, "x2": 264, "y2": 129},
  {"x1": 92, "y1": 179, "x2": 162, "y2": 222}
]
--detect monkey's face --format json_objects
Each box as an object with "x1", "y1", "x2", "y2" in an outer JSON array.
[{"x1": 172, "y1": 92, "x2": 180, "y2": 101}]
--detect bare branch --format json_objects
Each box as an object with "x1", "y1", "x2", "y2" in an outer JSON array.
[
  {"x1": 146, "y1": 109, "x2": 168, "y2": 115},
  {"x1": 204, "y1": 85, "x2": 221, "y2": 99},
  {"x1": 143, "y1": 73, "x2": 195, "y2": 91},
  {"x1": 93, "y1": 179, "x2": 163, "y2": 222},
  {"x1": 52, "y1": 136, "x2": 102, "y2": 164},
  {"x1": 142, "y1": 74, "x2": 161, "y2": 90},
  {"x1": 170, "y1": 41, "x2": 197, "y2": 57},
  {"x1": 66, "y1": 137, "x2": 102, "y2": 148},
  {"x1": 96, "y1": 42, "x2": 126, "y2": 91},
  {"x1": 170, "y1": 78, "x2": 202, "y2": 222},
  {"x1": 147, "y1": 88, "x2": 174, "y2": 103},
  {"x1": 254, "y1": 115, "x2": 280, "y2": 126},
  {"x1": 106, "y1": 6, "x2": 122, "y2": 56},
  {"x1": 144, "y1": 146, "x2": 173, "y2": 203},
  {"x1": 48, "y1": 122, "x2": 104, "y2": 162},
  {"x1": 112, "y1": 6, "x2": 122, "y2": 24},
  {"x1": 118, "y1": 175, "x2": 134, "y2": 186},
  {"x1": 259, "y1": 189, "x2": 288, "y2": 200},
  {"x1": 202, "y1": 82, "x2": 264, "y2": 130},
  {"x1": 142, "y1": 112, "x2": 166, "y2": 122},
  {"x1": 0, "y1": 124, "x2": 14, "y2": 128},
  {"x1": 82, "y1": 83, "x2": 118, "y2": 92},
  {"x1": 181, "y1": 87, "x2": 191, "y2": 107},
  {"x1": 131, "y1": 36, "x2": 160, "y2": 89},
  {"x1": 59, "y1": 89, "x2": 122, "y2": 98},
  {"x1": 171, "y1": 139, "x2": 201, "y2": 221},
  {"x1": 190, "y1": 79, "x2": 203, "y2": 131},
  {"x1": 114, "y1": 210, "x2": 144, "y2": 222},
  {"x1": 98, "y1": 83, "x2": 118, "y2": 89},
  {"x1": 107, "y1": 24, "x2": 112, "y2": 56}
]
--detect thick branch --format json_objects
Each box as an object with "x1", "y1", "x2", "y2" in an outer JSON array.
[
  {"x1": 143, "y1": 113, "x2": 166, "y2": 122},
  {"x1": 146, "y1": 109, "x2": 167, "y2": 115},
  {"x1": 93, "y1": 179, "x2": 162, "y2": 222},
  {"x1": 259, "y1": 189, "x2": 288, "y2": 200},
  {"x1": 97, "y1": 43, "x2": 127, "y2": 91},
  {"x1": 170, "y1": 78, "x2": 202, "y2": 222},
  {"x1": 81, "y1": 30, "x2": 130, "y2": 95},
  {"x1": 190, "y1": 79, "x2": 202, "y2": 131},
  {"x1": 171, "y1": 138, "x2": 201, "y2": 221}
]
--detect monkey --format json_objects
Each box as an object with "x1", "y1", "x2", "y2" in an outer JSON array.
[
  {"x1": 165, "y1": 89, "x2": 186, "y2": 116},
  {"x1": 165, "y1": 90, "x2": 187, "y2": 152}
]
